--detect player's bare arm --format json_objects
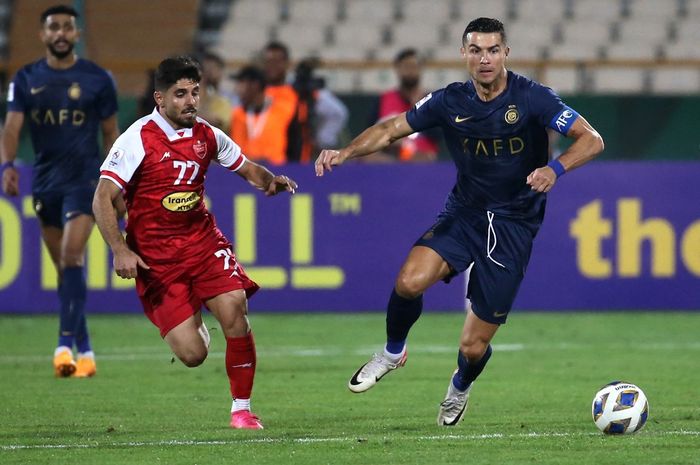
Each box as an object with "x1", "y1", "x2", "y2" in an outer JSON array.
[
  {"x1": 314, "y1": 112, "x2": 415, "y2": 176},
  {"x1": 92, "y1": 179, "x2": 149, "y2": 279},
  {"x1": 526, "y1": 116, "x2": 604, "y2": 193},
  {"x1": 237, "y1": 160, "x2": 298, "y2": 196},
  {"x1": 0, "y1": 111, "x2": 25, "y2": 196}
]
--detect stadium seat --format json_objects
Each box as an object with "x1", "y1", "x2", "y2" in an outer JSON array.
[
  {"x1": 390, "y1": 21, "x2": 442, "y2": 50},
  {"x1": 274, "y1": 23, "x2": 329, "y2": 57},
  {"x1": 590, "y1": 67, "x2": 648, "y2": 93},
  {"x1": 400, "y1": 0, "x2": 454, "y2": 23},
  {"x1": 287, "y1": 0, "x2": 340, "y2": 24},
  {"x1": 650, "y1": 68, "x2": 700, "y2": 93},
  {"x1": 215, "y1": 23, "x2": 272, "y2": 61},
  {"x1": 541, "y1": 66, "x2": 582, "y2": 94},
  {"x1": 230, "y1": 0, "x2": 283, "y2": 25},
  {"x1": 663, "y1": 41, "x2": 700, "y2": 59},
  {"x1": 513, "y1": 0, "x2": 568, "y2": 22},
  {"x1": 321, "y1": 68, "x2": 363, "y2": 93},
  {"x1": 548, "y1": 40, "x2": 605, "y2": 61},
  {"x1": 333, "y1": 22, "x2": 389, "y2": 50},
  {"x1": 359, "y1": 67, "x2": 396, "y2": 93},
  {"x1": 456, "y1": 0, "x2": 511, "y2": 22},
  {"x1": 342, "y1": 0, "x2": 397, "y2": 24},
  {"x1": 603, "y1": 42, "x2": 662, "y2": 60},
  {"x1": 614, "y1": 19, "x2": 671, "y2": 45},
  {"x1": 422, "y1": 67, "x2": 469, "y2": 90},
  {"x1": 626, "y1": 0, "x2": 681, "y2": 18},
  {"x1": 316, "y1": 45, "x2": 371, "y2": 62},
  {"x1": 570, "y1": 0, "x2": 623, "y2": 19}
]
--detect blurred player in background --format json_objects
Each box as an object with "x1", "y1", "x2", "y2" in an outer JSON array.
[
  {"x1": 93, "y1": 56, "x2": 297, "y2": 429},
  {"x1": 0, "y1": 5, "x2": 119, "y2": 378},
  {"x1": 197, "y1": 51, "x2": 233, "y2": 131},
  {"x1": 369, "y1": 48, "x2": 439, "y2": 163},
  {"x1": 315, "y1": 18, "x2": 604, "y2": 426}
]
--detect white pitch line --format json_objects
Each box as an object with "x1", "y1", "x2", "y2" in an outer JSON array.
[
  {"x1": 2, "y1": 430, "x2": 699, "y2": 451},
  {"x1": 2, "y1": 341, "x2": 700, "y2": 364}
]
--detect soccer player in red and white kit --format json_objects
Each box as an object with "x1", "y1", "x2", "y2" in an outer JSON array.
[{"x1": 92, "y1": 56, "x2": 297, "y2": 430}]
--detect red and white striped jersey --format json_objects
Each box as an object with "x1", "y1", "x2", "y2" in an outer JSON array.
[{"x1": 100, "y1": 108, "x2": 247, "y2": 263}]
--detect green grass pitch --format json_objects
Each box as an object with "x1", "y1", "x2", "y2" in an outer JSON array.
[{"x1": 1, "y1": 311, "x2": 699, "y2": 464}]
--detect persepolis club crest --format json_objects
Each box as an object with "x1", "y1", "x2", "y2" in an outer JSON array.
[{"x1": 193, "y1": 140, "x2": 207, "y2": 159}]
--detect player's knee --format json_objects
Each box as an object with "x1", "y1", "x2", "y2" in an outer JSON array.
[
  {"x1": 459, "y1": 339, "x2": 489, "y2": 362},
  {"x1": 178, "y1": 348, "x2": 208, "y2": 367},
  {"x1": 60, "y1": 252, "x2": 84, "y2": 268},
  {"x1": 395, "y1": 273, "x2": 428, "y2": 299}
]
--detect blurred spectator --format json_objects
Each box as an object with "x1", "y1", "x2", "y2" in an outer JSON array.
[
  {"x1": 262, "y1": 42, "x2": 348, "y2": 163},
  {"x1": 137, "y1": 68, "x2": 156, "y2": 117},
  {"x1": 230, "y1": 65, "x2": 301, "y2": 165},
  {"x1": 293, "y1": 58, "x2": 348, "y2": 162},
  {"x1": 197, "y1": 51, "x2": 233, "y2": 131},
  {"x1": 369, "y1": 48, "x2": 439, "y2": 162}
]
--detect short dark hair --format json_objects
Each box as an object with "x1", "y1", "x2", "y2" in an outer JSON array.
[
  {"x1": 462, "y1": 17, "x2": 506, "y2": 45},
  {"x1": 394, "y1": 48, "x2": 418, "y2": 65},
  {"x1": 154, "y1": 56, "x2": 201, "y2": 91},
  {"x1": 232, "y1": 65, "x2": 266, "y2": 87},
  {"x1": 263, "y1": 41, "x2": 290, "y2": 60},
  {"x1": 40, "y1": 4, "x2": 79, "y2": 24}
]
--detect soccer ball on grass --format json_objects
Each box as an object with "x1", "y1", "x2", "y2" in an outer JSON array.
[{"x1": 591, "y1": 381, "x2": 649, "y2": 434}]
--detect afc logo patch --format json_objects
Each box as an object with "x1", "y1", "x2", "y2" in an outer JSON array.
[
  {"x1": 193, "y1": 140, "x2": 207, "y2": 159},
  {"x1": 107, "y1": 148, "x2": 124, "y2": 167}
]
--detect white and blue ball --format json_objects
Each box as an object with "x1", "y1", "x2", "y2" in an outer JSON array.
[{"x1": 592, "y1": 381, "x2": 649, "y2": 434}]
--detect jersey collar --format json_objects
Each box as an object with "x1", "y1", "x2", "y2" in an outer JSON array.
[{"x1": 151, "y1": 108, "x2": 194, "y2": 141}]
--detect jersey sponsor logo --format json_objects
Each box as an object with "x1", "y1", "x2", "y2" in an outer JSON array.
[
  {"x1": 161, "y1": 191, "x2": 201, "y2": 212},
  {"x1": 193, "y1": 140, "x2": 207, "y2": 159},
  {"x1": 454, "y1": 115, "x2": 473, "y2": 123},
  {"x1": 68, "y1": 82, "x2": 81, "y2": 100},
  {"x1": 415, "y1": 93, "x2": 432, "y2": 109},
  {"x1": 504, "y1": 106, "x2": 519, "y2": 124},
  {"x1": 30, "y1": 85, "x2": 47, "y2": 95},
  {"x1": 462, "y1": 137, "x2": 525, "y2": 157},
  {"x1": 30, "y1": 109, "x2": 86, "y2": 126}
]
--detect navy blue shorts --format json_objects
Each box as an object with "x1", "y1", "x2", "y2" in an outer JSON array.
[
  {"x1": 33, "y1": 184, "x2": 96, "y2": 228},
  {"x1": 414, "y1": 205, "x2": 537, "y2": 325}
]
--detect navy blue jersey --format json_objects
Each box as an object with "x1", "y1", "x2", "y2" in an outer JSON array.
[
  {"x1": 7, "y1": 58, "x2": 118, "y2": 193},
  {"x1": 406, "y1": 71, "x2": 579, "y2": 224}
]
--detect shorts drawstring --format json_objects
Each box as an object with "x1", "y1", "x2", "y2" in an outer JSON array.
[{"x1": 486, "y1": 211, "x2": 506, "y2": 269}]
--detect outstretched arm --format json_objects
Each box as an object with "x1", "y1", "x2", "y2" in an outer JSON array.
[
  {"x1": 527, "y1": 116, "x2": 604, "y2": 193},
  {"x1": 236, "y1": 160, "x2": 298, "y2": 196},
  {"x1": 314, "y1": 112, "x2": 415, "y2": 176},
  {"x1": 92, "y1": 179, "x2": 149, "y2": 279}
]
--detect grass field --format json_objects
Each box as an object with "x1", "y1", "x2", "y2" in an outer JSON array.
[{"x1": 0, "y1": 311, "x2": 699, "y2": 464}]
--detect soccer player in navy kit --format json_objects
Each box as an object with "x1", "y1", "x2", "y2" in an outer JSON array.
[
  {"x1": 0, "y1": 5, "x2": 119, "y2": 378},
  {"x1": 315, "y1": 18, "x2": 604, "y2": 425}
]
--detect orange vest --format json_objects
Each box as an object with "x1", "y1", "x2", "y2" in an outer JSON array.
[{"x1": 230, "y1": 97, "x2": 296, "y2": 166}]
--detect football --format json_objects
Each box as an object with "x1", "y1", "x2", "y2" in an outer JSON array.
[{"x1": 592, "y1": 381, "x2": 649, "y2": 434}]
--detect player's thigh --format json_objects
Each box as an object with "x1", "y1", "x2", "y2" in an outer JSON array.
[
  {"x1": 39, "y1": 224, "x2": 63, "y2": 270},
  {"x1": 163, "y1": 312, "x2": 208, "y2": 367},
  {"x1": 395, "y1": 246, "x2": 452, "y2": 297},
  {"x1": 460, "y1": 308, "x2": 500, "y2": 361},
  {"x1": 205, "y1": 289, "x2": 249, "y2": 338}
]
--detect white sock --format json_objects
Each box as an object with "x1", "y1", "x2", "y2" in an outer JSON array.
[
  {"x1": 77, "y1": 351, "x2": 95, "y2": 359},
  {"x1": 231, "y1": 398, "x2": 251, "y2": 413},
  {"x1": 54, "y1": 346, "x2": 72, "y2": 357},
  {"x1": 383, "y1": 346, "x2": 405, "y2": 363}
]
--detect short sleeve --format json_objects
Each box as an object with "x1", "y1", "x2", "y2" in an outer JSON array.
[
  {"x1": 212, "y1": 124, "x2": 247, "y2": 171},
  {"x1": 96, "y1": 71, "x2": 119, "y2": 120},
  {"x1": 406, "y1": 89, "x2": 445, "y2": 132},
  {"x1": 6, "y1": 72, "x2": 27, "y2": 113},
  {"x1": 528, "y1": 83, "x2": 579, "y2": 135},
  {"x1": 99, "y1": 131, "x2": 146, "y2": 189}
]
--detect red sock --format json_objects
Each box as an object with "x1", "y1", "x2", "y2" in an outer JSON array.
[{"x1": 225, "y1": 332, "x2": 256, "y2": 401}]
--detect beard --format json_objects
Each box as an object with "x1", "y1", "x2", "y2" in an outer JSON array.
[
  {"x1": 47, "y1": 41, "x2": 74, "y2": 60},
  {"x1": 168, "y1": 107, "x2": 197, "y2": 128},
  {"x1": 400, "y1": 76, "x2": 420, "y2": 89}
]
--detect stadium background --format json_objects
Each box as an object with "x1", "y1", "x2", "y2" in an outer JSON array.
[{"x1": 0, "y1": 0, "x2": 699, "y2": 314}]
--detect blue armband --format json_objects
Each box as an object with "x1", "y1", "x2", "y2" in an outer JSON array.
[
  {"x1": 549, "y1": 107, "x2": 580, "y2": 135},
  {"x1": 547, "y1": 159, "x2": 566, "y2": 178},
  {"x1": 0, "y1": 161, "x2": 14, "y2": 173}
]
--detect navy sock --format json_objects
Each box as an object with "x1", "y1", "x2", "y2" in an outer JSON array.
[
  {"x1": 58, "y1": 266, "x2": 86, "y2": 349},
  {"x1": 385, "y1": 289, "x2": 423, "y2": 354},
  {"x1": 75, "y1": 314, "x2": 92, "y2": 354},
  {"x1": 452, "y1": 345, "x2": 493, "y2": 391}
]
